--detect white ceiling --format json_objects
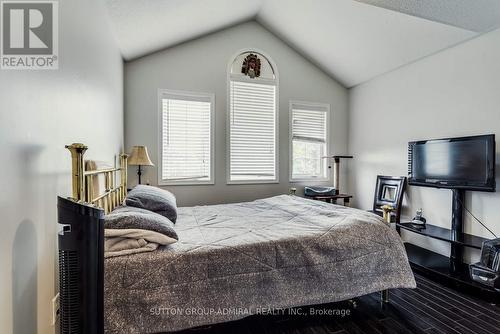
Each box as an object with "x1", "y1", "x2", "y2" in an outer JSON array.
[
  {"x1": 104, "y1": 0, "x2": 263, "y2": 61},
  {"x1": 104, "y1": 0, "x2": 495, "y2": 87},
  {"x1": 257, "y1": 0, "x2": 475, "y2": 87},
  {"x1": 355, "y1": 0, "x2": 500, "y2": 32}
]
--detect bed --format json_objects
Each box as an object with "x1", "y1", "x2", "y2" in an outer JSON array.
[{"x1": 63, "y1": 144, "x2": 416, "y2": 334}]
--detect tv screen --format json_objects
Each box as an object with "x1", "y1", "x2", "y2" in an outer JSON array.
[{"x1": 408, "y1": 135, "x2": 496, "y2": 191}]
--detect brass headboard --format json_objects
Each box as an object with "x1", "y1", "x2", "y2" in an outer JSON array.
[{"x1": 66, "y1": 143, "x2": 128, "y2": 214}]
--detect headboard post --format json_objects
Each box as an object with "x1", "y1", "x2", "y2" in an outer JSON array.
[
  {"x1": 120, "y1": 153, "x2": 129, "y2": 201},
  {"x1": 65, "y1": 144, "x2": 129, "y2": 212},
  {"x1": 65, "y1": 143, "x2": 88, "y2": 201}
]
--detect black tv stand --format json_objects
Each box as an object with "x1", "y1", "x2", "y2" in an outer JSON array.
[
  {"x1": 450, "y1": 188, "x2": 465, "y2": 273},
  {"x1": 397, "y1": 188, "x2": 500, "y2": 303},
  {"x1": 402, "y1": 189, "x2": 467, "y2": 275}
]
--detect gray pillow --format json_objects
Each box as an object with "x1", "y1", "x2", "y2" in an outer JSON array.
[
  {"x1": 105, "y1": 206, "x2": 178, "y2": 240},
  {"x1": 125, "y1": 185, "x2": 178, "y2": 223}
]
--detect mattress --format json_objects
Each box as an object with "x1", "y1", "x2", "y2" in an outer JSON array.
[{"x1": 104, "y1": 195, "x2": 416, "y2": 333}]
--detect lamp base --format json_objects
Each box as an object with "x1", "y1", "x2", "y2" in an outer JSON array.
[{"x1": 137, "y1": 165, "x2": 142, "y2": 185}]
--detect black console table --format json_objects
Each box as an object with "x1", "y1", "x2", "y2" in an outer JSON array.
[
  {"x1": 396, "y1": 221, "x2": 499, "y2": 303},
  {"x1": 305, "y1": 194, "x2": 352, "y2": 206}
]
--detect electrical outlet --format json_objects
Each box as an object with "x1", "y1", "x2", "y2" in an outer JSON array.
[{"x1": 52, "y1": 293, "x2": 60, "y2": 326}]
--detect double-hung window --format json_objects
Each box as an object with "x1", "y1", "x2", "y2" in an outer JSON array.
[
  {"x1": 158, "y1": 90, "x2": 214, "y2": 185},
  {"x1": 228, "y1": 51, "x2": 278, "y2": 183},
  {"x1": 290, "y1": 101, "x2": 330, "y2": 181}
]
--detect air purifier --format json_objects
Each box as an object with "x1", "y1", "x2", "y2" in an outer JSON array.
[{"x1": 58, "y1": 196, "x2": 104, "y2": 333}]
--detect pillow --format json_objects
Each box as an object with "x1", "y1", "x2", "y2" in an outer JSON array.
[
  {"x1": 125, "y1": 185, "x2": 177, "y2": 223},
  {"x1": 85, "y1": 160, "x2": 114, "y2": 200},
  {"x1": 105, "y1": 206, "x2": 178, "y2": 241}
]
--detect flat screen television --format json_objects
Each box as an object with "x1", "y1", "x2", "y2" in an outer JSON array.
[{"x1": 408, "y1": 134, "x2": 496, "y2": 192}]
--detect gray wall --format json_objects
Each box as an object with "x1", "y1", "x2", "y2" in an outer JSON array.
[
  {"x1": 125, "y1": 21, "x2": 348, "y2": 206},
  {"x1": 0, "y1": 1, "x2": 123, "y2": 333},
  {"x1": 348, "y1": 28, "x2": 500, "y2": 262}
]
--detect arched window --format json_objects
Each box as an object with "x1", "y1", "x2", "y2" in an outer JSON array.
[{"x1": 228, "y1": 50, "x2": 278, "y2": 183}]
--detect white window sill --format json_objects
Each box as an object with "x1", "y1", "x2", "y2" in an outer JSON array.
[
  {"x1": 227, "y1": 180, "x2": 280, "y2": 185},
  {"x1": 289, "y1": 178, "x2": 330, "y2": 183},
  {"x1": 158, "y1": 180, "x2": 215, "y2": 186}
]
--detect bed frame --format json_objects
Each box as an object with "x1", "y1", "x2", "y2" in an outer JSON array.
[
  {"x1": 62, "y1": 143, "x2": 391, "y2": 333},
  {"x1": 65, "y1": 143, "x2": 128, "y2": 213}
]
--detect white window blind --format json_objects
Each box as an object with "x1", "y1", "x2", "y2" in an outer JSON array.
[
  {"x1": 229, "y1": 80, "x2": 277, "y2": 182},
  {"x1": 159, "y1": 91, "x2": 214, "y2": 184},
  {"x1": 290, "y1": 102, "x2": 329, "y2": 181}
]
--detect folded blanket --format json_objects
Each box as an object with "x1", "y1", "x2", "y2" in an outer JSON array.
[
  {"x1": 104, "y1": 206, "x2": 179, "y2": 258},
  {"x1": 105, "y1": 206, "x2": 178, "y2": 238},
  {"x1": 104, "y1": 228, "x2": 177, "y2": 258}
]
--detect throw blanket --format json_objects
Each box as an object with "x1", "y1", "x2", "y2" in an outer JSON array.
[
  {"x1": 104, "y1": 206, "x2": 178, "y2": 258},
  {"x1": 104, "y1": 229, "x2": 176, "y2": 258},
  {"x1": 104, "y1": 195, "x2": 416, "y2": 333}
]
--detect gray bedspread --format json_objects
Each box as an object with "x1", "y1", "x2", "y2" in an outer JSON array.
[{"x1": 104, "y1": 195, "x2": 415, "y2": 333}]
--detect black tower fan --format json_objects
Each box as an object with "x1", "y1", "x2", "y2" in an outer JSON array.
[{"x1": 57, "y1": 196, "x2": 105, "y2": 333}]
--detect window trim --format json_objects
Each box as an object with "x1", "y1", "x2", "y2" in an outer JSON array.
[
  {"x1": 226, "y1": 48, "x2": 280, "y2": 185},
  {"x1": 289, "y1": 100, "x2": 331, "y2": 183},
  {"x1": 157, "y1": 89, "x2": 215, "y2": 186}
]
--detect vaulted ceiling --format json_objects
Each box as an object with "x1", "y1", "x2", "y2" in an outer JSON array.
[{"x1": 104, "y1": 0, "x2": 500, "y2": 87}]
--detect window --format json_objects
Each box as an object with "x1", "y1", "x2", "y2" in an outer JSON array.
[
  {"x1": 228, "y1": 51, "x2": 278, "y2": 183},
  {"x1": 290, "y1": 101, "x2": 330, "y2": 181},
  {"x1": 158, "y1": 90, "x2": 214, "y2": 185}
]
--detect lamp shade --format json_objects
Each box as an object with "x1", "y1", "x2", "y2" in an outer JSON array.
[{"x1": 128, "y1": 146, "x2": 154, "y2": 166}]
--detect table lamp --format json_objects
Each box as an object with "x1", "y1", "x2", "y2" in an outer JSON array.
[{"x1": 128, "y1": 146, "x2": 154, "y2": 185}]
